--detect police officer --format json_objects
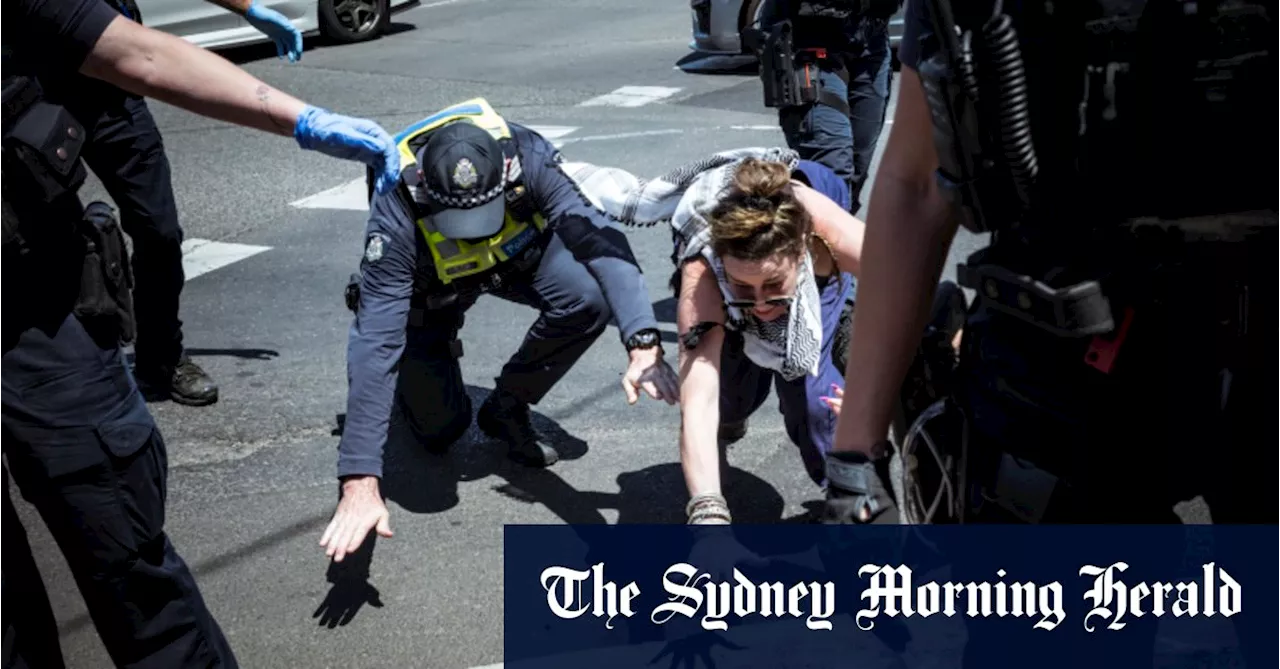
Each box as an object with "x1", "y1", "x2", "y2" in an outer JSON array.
[
  {"x1": 40, "y1": 0, "x2": 304, "y2": 407},
  {"x1": 750, "y1": 0, "x2": 899, "y2": 214},
  {"x1": 4, "y1": 1, "x2": 400, "y2": 665},
  {"x1": 319, "y1": 98, "x2": 680, "y2": 563},
  {"x1": 824, "y1": 0, "x2": 1274, "y2": 663}
]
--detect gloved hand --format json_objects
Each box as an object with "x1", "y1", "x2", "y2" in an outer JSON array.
[
  {"x1": 294, "y1": 106, "x2": 401, "y2": 195},
  {"x1": 821, "y1": 445, "x2": 898, "y2": 524},
  {"x1": 245, "y1": 1, "x2": 304, "y2": 62}
]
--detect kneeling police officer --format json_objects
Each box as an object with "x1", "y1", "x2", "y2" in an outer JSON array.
[{"x1": 321, "y1": 99, "x2": 679, "y2": 562}]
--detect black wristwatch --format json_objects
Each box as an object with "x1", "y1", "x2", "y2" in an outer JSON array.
[{"x1": 625, "y1": 328, "x2": 662, "y2": 352}]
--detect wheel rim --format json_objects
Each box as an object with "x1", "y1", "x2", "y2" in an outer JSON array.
[{"x1": 333, "y1": 0, "x2": 380, "y2": 34}]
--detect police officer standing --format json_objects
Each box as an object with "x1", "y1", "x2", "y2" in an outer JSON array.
[
  {"x1": 319, "y1": 98, "x2": 680, "y2": 563},
  {"x1": 3, "y1": 1, "x2": 400, "y2": 665},
  {"x1": 43, "y1": 0, "x2": 305, "y2": 407},
  {"x1": 825, "y1": 0, "x2": 1275, "y2": 664},
  {"x1": 750, "y1": 0, "x2": 899, "y2": 214}
]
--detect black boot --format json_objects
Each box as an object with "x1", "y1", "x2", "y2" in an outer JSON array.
[
  {"x1": 476, "y1": 389, "x2": 558, "y2": 467},
  {"x1": 137, "y1": 354, "x2": 219, "y2": 407}
]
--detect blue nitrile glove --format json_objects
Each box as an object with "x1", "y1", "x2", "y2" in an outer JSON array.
[
  {"x1": 294, "y1": 106, "x2": 401, "y2": 195},
  {"x1": 245, "y1": 1, "x2": 304, "y2": 62}
]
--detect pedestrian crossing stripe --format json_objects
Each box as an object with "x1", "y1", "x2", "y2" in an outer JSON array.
[{"x1": 181, "y1": 238, "x2": 272, "y2": 281}]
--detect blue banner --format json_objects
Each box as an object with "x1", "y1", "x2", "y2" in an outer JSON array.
[{"x1": 504, "y1": 525, "x2": 1276, "y2": 669}]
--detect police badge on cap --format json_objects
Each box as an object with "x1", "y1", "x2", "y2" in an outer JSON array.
[{"x1": 452, "y1": 158, "x2": 479, "y2": 190}]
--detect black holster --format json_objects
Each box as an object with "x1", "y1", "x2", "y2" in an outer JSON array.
[
  {"x1": 74, "y1": 202, "x2": 136, "y2": 344},
  {"x1": 746, "y1": 20, "x2": 851, "y2": 115},
  {"x1": 748, "y1": 21, "x2": 819, "y2": 109}
]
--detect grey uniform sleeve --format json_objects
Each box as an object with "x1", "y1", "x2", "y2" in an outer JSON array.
[
  {"x1": 337, "y1": 191, "x2": 418, "y2": 479},
  {"x1": 519, "y1": 128, "x2": 660, "y2": 343}
]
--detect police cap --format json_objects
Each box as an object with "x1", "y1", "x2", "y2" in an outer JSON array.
[{"x1": 418, "y1": 121, "x2": 506, "y2": 240}]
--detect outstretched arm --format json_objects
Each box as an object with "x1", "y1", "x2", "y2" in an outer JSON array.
[
  {"x1": 677, "y1": 258, "x2": 728, "y2": 516},
  {"x1": 81, "y1": 15, "x2": 305, "y2": 135},
  {"x1": 78, "y1": 15, "x2": 400, "y2": 192}
]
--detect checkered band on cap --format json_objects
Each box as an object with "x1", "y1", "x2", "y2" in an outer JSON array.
[{"x1": 426, "y1": 181, "x2": 504, "y2": 208}]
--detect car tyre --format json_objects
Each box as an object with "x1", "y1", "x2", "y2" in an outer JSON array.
[
  {"x1": 739, "y1": 0, "x2": 767, "y2": 55},
  {"x1": 319, "y1": 0, "x2": 389, "y2": 44}
]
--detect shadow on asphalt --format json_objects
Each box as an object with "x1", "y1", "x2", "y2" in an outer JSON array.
[
  {"x1": 376, "y1": 385, "x2": 590, "y2": 517},
  {"x1": 314, "y1": 538, "x2": 383, "y2": 629},
  {"x1": 213, "y1": 21, "x2": 419, "y2": 66}
]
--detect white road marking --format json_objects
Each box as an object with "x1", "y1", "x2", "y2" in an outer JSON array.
[
  {"x1": 289, "y1": 177, "x2": 369, "y2": 210},
  {"x1": 558, "y1": 128, "x2": 685, "y2": 144},
  {"x1": 465, "y1": 664, "x2": 503, "y2": 669},
  {"x1": 417, "y1": 0, "x2": 477, "y2": 8},
  {"x1": 181, "y1": 238, "x2": 271, "y2": 281},
  {"x1": 577, "y1": 86, "x2": 683, "y2": 108},
  {"x1": 526, "y1": 125, "x2": 578, "y2": 141}
]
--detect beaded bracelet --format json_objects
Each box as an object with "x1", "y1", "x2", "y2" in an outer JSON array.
[{"x1": 686, "y1": 492, "x2": 732, "y2": 524}]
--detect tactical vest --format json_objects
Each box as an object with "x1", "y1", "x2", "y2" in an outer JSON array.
[
  {"x1": 392, "y1": 98, "x2": 546, "y2": 285},
  {"x1": 924, "y1": 0, "x2": 1275, "y2": 233},
  {"x1": 918, "y1": 0, "x2": 1276, "y2": 338}
]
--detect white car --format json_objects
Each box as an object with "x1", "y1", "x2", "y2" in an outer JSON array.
[{"x1": 135, "y1": 0, "x2": 417, "y2": 50}]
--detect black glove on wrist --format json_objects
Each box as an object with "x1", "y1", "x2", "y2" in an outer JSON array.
[{"x1": 821, "y1": 444, "x2": 898, "y2": 524}]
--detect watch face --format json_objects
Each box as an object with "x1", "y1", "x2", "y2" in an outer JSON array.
[{"x1": 630, "y1": 330, "x2": 660, "y2": 348}]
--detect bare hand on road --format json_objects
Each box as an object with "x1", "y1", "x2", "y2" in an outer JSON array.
[
  {"x1": 320, "y1": 476, "x2": 393, "y2": 562},
  {"x1": 622, "y1": 347, "x2": 680, "y2": 405}
]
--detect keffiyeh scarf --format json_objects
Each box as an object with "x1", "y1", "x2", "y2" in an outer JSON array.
[{"x1": 561, "y1": 147, "x2": 824, "y2": 381}]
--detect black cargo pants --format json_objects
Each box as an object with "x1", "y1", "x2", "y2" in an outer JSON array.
[
  {"x1": 395, "y1": 232, "x2": 612, "y2": 445},
  {"x1": 1, "y1": 314, "x2": 237, "y2": 669},
  {"x1": 69, "y1": 92, "x2": 187, "y2": 373}
]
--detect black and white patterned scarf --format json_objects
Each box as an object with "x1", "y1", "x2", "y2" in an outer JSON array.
[{"x1": 560, "y1": 147, "x2": 823, "y2": 380}]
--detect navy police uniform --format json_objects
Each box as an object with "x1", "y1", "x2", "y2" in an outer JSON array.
[
  {"x1": 757, "y1": 0, "x2": 898, "y2": 214},
  {"x1": 3, "y1": 0, "x2": 238, "y2": 667},
  {"x1": 41, "y1": 0, "x2": 219, "y2": 406},
  {"x1": 858, "y1": 1, "x2": 1275, "y2": 666},
  {"x1": 340, "y1": 100, "x2": 661, "y2": 478}
]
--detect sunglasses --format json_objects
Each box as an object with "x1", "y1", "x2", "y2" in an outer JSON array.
[{"x1": 725, "y1": 295, "x2": 794, "y2": 310}]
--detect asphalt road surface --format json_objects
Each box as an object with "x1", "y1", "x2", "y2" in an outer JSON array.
[{"x1": 12, "y1": 1, "x2": 1218, "y2": 667}]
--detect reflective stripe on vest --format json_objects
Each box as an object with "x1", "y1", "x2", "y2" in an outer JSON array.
[{"x1": 394, "y1": 97, "x2": 546, "y2": 285}]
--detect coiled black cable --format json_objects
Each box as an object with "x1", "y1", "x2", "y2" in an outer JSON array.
[{"x1": 976, "y1": 12, "x2": 1038, "y2": 209}]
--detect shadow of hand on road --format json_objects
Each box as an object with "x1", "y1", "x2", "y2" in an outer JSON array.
[{"x1": 313, "y1": 536, "x2": 385, "y2": 629}]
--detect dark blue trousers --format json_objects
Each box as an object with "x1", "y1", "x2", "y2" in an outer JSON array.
[
  {"x1": 2, "y1": 314, "x2": 237, "y2": 668},
  {"x1": 776, "y1": 17, "x2": 894, "y2": 215},
  {"x1": 0, "y1": 460, "x2": 63, "y2": 669},
  {"x1": 68, "y1": 93, "x2": 188, "y2": 373},
  {"x1": 396, "y1": 232, "x2": 612, "y2": 443}
]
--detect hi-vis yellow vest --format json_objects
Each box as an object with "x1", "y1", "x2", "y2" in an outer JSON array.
[{"x1": 394, "y1": 98, "x2": 546, "y2": 284}]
